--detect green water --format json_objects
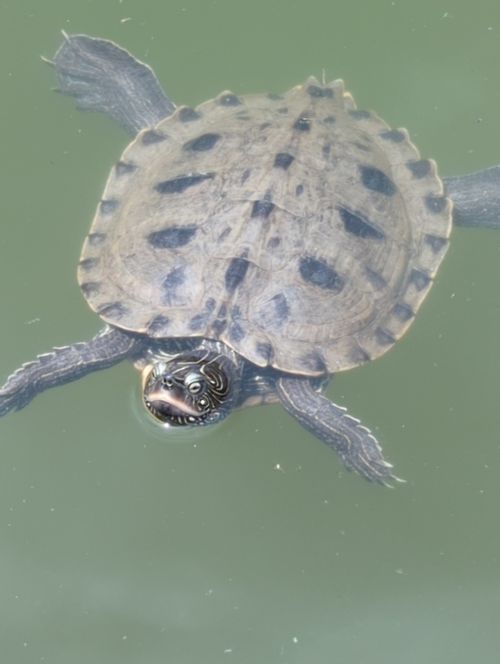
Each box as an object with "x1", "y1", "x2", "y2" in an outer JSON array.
[{"x1": 1, "y1": 1, "x2": 500, "y2": 662}]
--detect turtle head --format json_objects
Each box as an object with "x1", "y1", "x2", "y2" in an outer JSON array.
[{"x1": 142, "y1": 346, "x2": 240, "y2": 427}]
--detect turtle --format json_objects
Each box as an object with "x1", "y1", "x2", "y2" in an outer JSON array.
[{"x1": 1, "y1": 33, "x2": 500, "y2": 485}]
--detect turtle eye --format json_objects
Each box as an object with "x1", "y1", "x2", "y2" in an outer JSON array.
[
  {"x1": 188, "y1": 381, "x2": 202, "y2": 394},
  {"x1": 184, "y1": 371, "x2": 205, "y2": 395}
]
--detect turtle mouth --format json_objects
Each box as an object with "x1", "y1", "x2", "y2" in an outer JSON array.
[{"x1": 146, "y1": 389, "x2": 201, "y2": 419}]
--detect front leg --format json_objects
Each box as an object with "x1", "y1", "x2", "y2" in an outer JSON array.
[
  {"x1": 44, "y1": 32, "x2": 176, "y2": 135},
  {"x1": 0, "y1": 326, "x2": 141, "y2": 416},
  {"x1": 276, "y1": 376, "x2": 399, "y2": 486}
]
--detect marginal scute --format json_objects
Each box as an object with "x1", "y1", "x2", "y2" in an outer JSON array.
[
  {"x1": 425, "y1": 193, "x2": 448, "y2": 214},
  {"x1": 115, "y1": 161, "x2": 137, "y2": 176},
  {"x1": 97, "y1": 302, "x2": 128, "y2": 319},
  {"x1": 380, "y1": 129, "x2": 406, "y2": 143},
  {"x1": 392, "y1": 303, "x2": 414, "y2": 322},
  {"x1": 80, "y1": 282, "x2": 101, "y2": 296},
  {"x1": 87, "y1": 233, "x2": 106, "y2": 246},
  {"x1": 217, "y1": 92, "x2": 242, "y2": 107},
  {"x1": 307, "y1": 85, "x2": 334, "y2": 98},
  {"x1": 141, "y1": 129, "x2": 166, "y2": 145},
  {"x1": 349, "y1": 109, "x2": 371, "y2": 120},
  {"x1": 407, "y1": 159, "x2": 432, "y2": 178},
  {"x1": 178, "y1": 106, "x2": 201, "y2": 122},
  {"x1": 79, "y1": 257, "x2": 98, "y2": 271},
  {"x1": 79, "y1": 73, "x2": 452, "y2": 375},
  {"x1": 424, "y1": 234, "x2": 448, "y2": 253},
  {"x1": 99, "y1": 200, "x2": 118, "y2": 215},
  {"x1": 147, "y1": 314, "x2": 170, "y2": 334},
  {"x1": 409, "y1": 268, "x2": 432, "y2": 291}
]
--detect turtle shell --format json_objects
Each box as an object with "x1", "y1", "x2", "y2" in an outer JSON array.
[{"x1": 78, "y1": 76, "x2": 452, "y2": 376}]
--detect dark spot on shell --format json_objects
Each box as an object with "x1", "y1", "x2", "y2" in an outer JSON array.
[
  {"x1": 260, "y1": 122, "x2": 272, "y2": 131},
  {"x1": 147, "y1": 225, "x2": 198, "y2": 249},
  {"x1": 392, "y1": 303, "x2": 414, "y2": 322},
  {"x1": 228, "y1": 322, "x2": 246, "y2": 342},
  {"x1": 323, "y1": 115, "x2": 336, "y2": 124},
  {"x1": 267, "y1": 236, "x2": 281, "y2": 249},
  {"x1": 349, "y1": 110, "x2": 371, "y2": 120},
  {"x1": 322, "y1": 144, "x2": 331, "y2": 158},
  {"x1": 270, "y1": 292, "x2": 290, "y2": 325},
  {"x1": 426, "y1": 194, "x2": 448, "y2": 214},
  {"x1": 296, "y1": 184, "x2": 304, "y2": 196},
  {"x1": 364, "y1": 268, "x2": 387, "y2": 291},
  {"x1": 79, "y1": 257, "x2": 99, "y2": 271},
  {"x1": 241, "y1": 169, "x2": 251, "y2": 184},
  {"x1": 189, "y1": 297, "x2": 217, "y2": 331},
  {"x1": 212, "y1": 318, "x2": 227, "y2": 335},
  {"x1": 425, "y1": 234, "x2": 448, "y2": 253},
  {"x1": 379, "y1": 129, "x2": 406, "y2": 143},
  {"x1": 299, "y1": 256, "x2": 344, "y2": 292},
  {"x1": 225, "y1": 254, "x2": 250, "y2": 292},
  {"x1": 300, "y1": 351, "x2": 327, "y2": 373},
  {"x1": 218, "y1": 93, "x2": 242, "y2": 106},
  {"x1": 99, "y1": 199, "x2": 118, "y2": 215},
  {"x1": 189, "y1": 312, "x2": 208, "y2": 332},
  {"x1": 360, "y1": 165, "x2": 396, "y2": 196},
  {"x1": 98, "y1": 302, "x2": 128, "y2": 319},
  {"x1": 217, "y1": 304, "x2": 227, "y2": 319},
  {"x1": 155, "y1": 172, "x2": 215, "y2": 194},
  {"x1": 307, "y1": 85, "x2": 333, "y2": 98},
  {"x1": 80, "y1": 282, "x2": 100, "y2": 296},
  {"x1": 115, "y1": 161, "x2": 137, "y2": 176},
  {"x1": 350, "y1": 345, "x2": 371, "y2": 364},
  {"x1": 274, "y1": 153, "x2": 295, "y2": 170},
  {"x1": 178, "y1": 107, "x2": 201, "y2": 122},
  {"x1": 277, "y1": 107, "x2": 288, "y2": 114},
  {"x1": 87, "y1": 233, "x2": 106, "y2": 246},
  {"x1": 407, "y1": 159, "x2": 432, "y2": 179},
  {"x1": 375, "y1": 327, "x2": 396, "y2": 345},
  {"x1": 163, "y1": 266, "x2": 185, "y2": 291},
  {"x1": 142, "y1": 130, "x2": 166, "y2": 145},
  {"x1": 255, "y1": 342, "x2": 274, "y2": 363},
  {"x1": 293, "y1": 116, "x2": 311, "y2": 132},
  {"x1": 183, "y1": 133, "x2": 221, "y2": 152},
  {"x1": 338, "y1": 206, "x2": 385, "y2": 240},
  {"x1": 148, "y1": 315, "x2": 170, "y2": 334},
  {"x1": 353, "y1": 141, "x2": 371, "y2": 152},
  {"x1": 409, "y1": 268, "x2": 432, "y2": 291},
  {"x1": 251, "y1": 199, "x2": 275, "y2": 218},
  {"x1": 218, "y1": 227, "x2": 231, "y2": 242}
]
